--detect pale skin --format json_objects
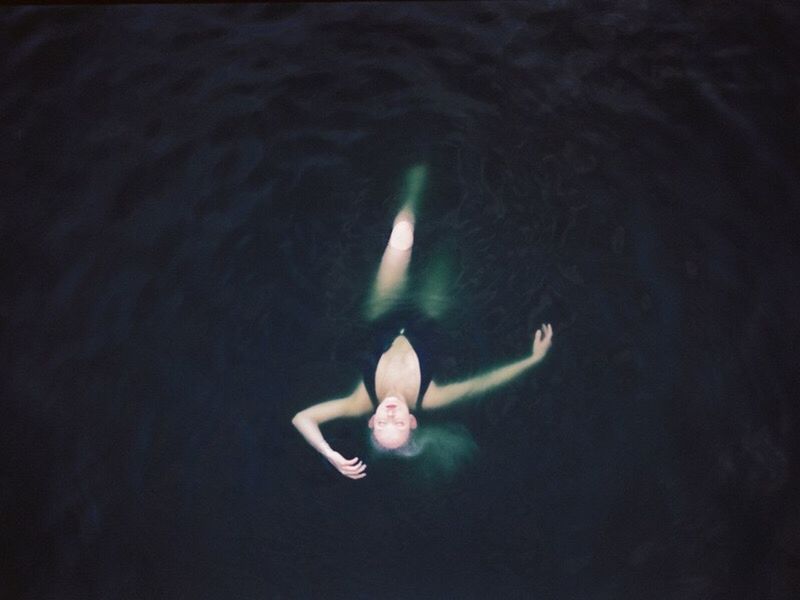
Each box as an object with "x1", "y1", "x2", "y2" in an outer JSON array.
[{"x1": 292, "y1": 205, "x2": 555, "y2": 480}]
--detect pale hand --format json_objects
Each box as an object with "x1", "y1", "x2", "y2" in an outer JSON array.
[
  {"x1": 532, "y1": 323, "x2": 554, "y2": 361},
  {"x1": 325, "y1": 450, "x2": 367, "y2": 480}
]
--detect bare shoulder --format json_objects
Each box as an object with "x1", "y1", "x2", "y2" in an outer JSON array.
[
  {"x1": 420, "y1": 380, "x2": 445, "y2": 410},
  {"x1": 345, "y1": 381, "x2": 373, "y2": 416}
]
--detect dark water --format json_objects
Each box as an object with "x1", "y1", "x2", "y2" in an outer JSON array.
[{"x1": 2, "y1": 3, "x2": 799, "y2": 599}]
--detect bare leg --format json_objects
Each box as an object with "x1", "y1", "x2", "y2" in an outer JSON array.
[{"x1": 364, "y1": 206, "x2": 416, "y2": 321}]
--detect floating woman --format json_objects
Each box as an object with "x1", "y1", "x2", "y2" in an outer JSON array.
[{"x1": 292, "y1": 177, "x2": 554, "y2": 480}]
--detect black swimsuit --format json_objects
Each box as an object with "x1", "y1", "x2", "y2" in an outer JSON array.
[{"x1": 360, "y1": 310, "x2": 440, "y2": 411}]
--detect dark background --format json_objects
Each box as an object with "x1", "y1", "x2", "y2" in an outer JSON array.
[{"x1": 2, "y1": 2, "x2": 799, "y2": 599}]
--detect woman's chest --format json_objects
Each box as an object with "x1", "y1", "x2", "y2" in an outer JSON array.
[{"x1": 374, "y1": 344, "x2": 422, "y2": 403}]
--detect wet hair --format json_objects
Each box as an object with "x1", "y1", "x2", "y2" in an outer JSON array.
[
  {"x1": 368, "y1": 429, "x2": 422, "y2": 458},
  {"x1": 366, "y1": 421, "x2": 480, "y2": 484}
]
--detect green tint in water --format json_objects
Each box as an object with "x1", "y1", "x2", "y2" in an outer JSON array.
[
  {"x1": 368, "y1": 423, "x2": 479, "y2": 485},
  {"x1": 412, "y1": 424, "x2": 478, "y2": 484},
  {"x1": 415, "y1": 251, "x2": 454, "y2": 320},
  {"x1": 400, "y1": 163, "x2": 427, "y2": 214}
]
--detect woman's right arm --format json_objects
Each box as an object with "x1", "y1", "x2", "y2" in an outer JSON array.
[{"x1": 291, "y1": 382, "x2": 372, "y2": 479}]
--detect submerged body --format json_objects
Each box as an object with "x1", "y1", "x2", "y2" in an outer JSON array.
[
  {"x1": 291, "y1": 191, "x2": 554, "y2": 479},
  {"x1": 292, "y1": 321, "x2": 554, "y2": 478}
]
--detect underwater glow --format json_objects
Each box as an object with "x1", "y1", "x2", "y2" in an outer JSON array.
[
  {"x1": 401, "y1": 164, "x2": 427, "y2": 213},
  {"x1": 364, "y1": 165, "x2": 428, "y2": 320},
  {"x1": 365, "y1": 236, "x2": 413, "y2": 320},
  {"x1": 416, "y1": 251, "x2": 454, "y2": 319}
]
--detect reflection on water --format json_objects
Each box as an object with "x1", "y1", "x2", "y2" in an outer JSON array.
[{"x1": 2, "y1": 3, "x2": 799, "y2": 599}]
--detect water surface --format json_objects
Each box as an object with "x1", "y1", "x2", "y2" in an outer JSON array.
[{"x1": 2, "y1": 3, "x2": 799, "y2": 599}]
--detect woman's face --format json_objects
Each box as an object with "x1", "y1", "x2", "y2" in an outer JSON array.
[{"x1": 368, "y1": 396, "x2": 417, "y2": 449}]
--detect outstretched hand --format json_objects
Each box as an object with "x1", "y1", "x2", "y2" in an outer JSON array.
[
  {"x1": 532, "y1": 323, "x2": 554, "y2": 362},
  {"x1": 325, "y1": 450, "x2": 367, "y2": 480}
]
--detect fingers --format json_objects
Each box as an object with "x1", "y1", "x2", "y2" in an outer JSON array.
[
  {"x1": 535, "y1": 323, "x2": 554, "y2": 341},
  {"x1": 343, "y1": 465, "x2": 366, "y2": 479},
  {"x1": 339, "y1": 458, "x2": 367, "y2": 478},
  {"x1": 345, "y1": 461, "x2": 366, "y2": 474},
  {"x1": 341, "y1": 458, "x2": 362, "y2": 470}
]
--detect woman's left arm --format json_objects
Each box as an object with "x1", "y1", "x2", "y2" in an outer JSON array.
[{"x1": 423, "y1": 323, "x2": 553, "y2": 409}]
